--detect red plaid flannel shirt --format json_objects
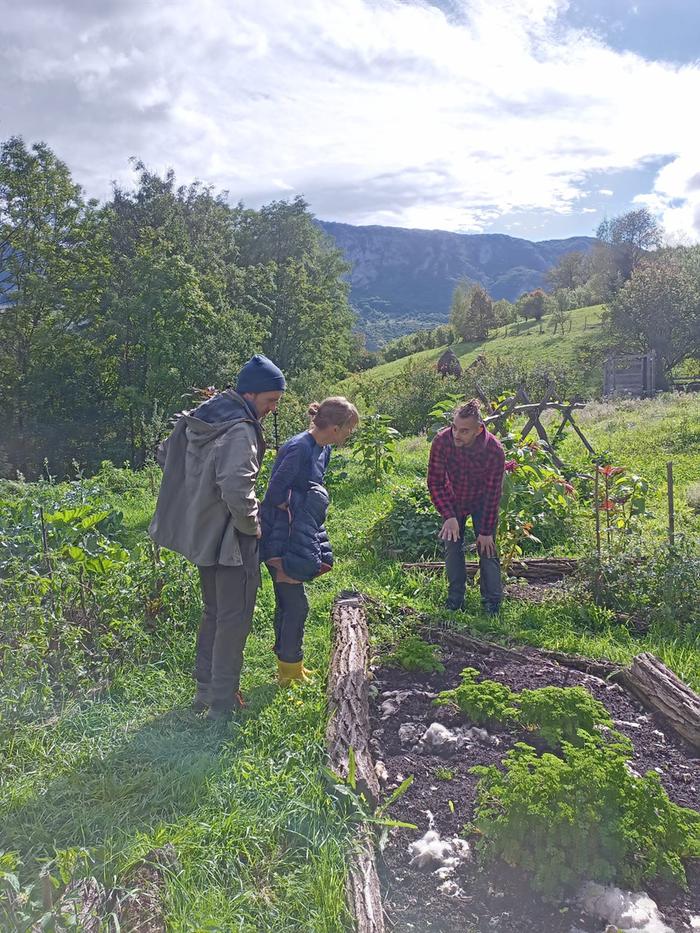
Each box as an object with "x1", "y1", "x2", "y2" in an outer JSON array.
[{"x1": 427, "y1": 426, "x2": 505, "y2": 536}]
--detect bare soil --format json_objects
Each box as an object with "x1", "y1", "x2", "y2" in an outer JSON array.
[{"x1": 370, "y1": 637, "x2": 700, "y2": 933}]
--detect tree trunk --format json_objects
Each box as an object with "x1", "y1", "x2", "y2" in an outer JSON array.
[
  {"x1": 402, "y1": 557, "x2": 579, "y2": 583},
  {"x1": 346, "y1": 829, "x2": 385, "y2": 933}
]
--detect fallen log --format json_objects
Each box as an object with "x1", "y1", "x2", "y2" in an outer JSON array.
[
  {"x1": 403, "y1": 557, "x2": 579, "y2": 583},
  {"x1": 327, "y1": 592, "x2": 384, "y2": 933},
  {"x1": 327, "y1": 592, "x2": 380, "y2": 805},
  {"x1": 618, "y1": 653, "x2": 700, "y2": 752}
]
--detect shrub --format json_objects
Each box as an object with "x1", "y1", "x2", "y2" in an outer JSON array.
[
  {"x1": 517, "y1": 686, "x2": 612, "y2": 749},
  {"x1": 436, "y1": 670, "x2": 612, "y2": 751},
  {"x1": 434, "y1": 668, "x2": 519, "y2": 726},
  {"x1": 350, "y1": 413, "x2": 399, "y2": 486},
  {"x1": 371, "y1": 482, "x2": 443, "y2": 561},
  {"x1": 686, "y1": 481, "x2": 700, "y2": 513},
  {"x1": 583, "y1": 544, "x2": 700, "y2": 626},
  {"x1": 470, "y1": 734, "x2": 700, "y2": 899},
  {"x1": 387, "y1": 635, "x2": 444, "y2": 673}
]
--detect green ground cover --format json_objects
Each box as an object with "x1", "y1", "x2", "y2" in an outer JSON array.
[{"x1": 1, "y1": 393, "x2": 698, "y2": 930}]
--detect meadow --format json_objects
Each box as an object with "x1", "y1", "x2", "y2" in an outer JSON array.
[{"x1": 0, "y1": 391, "x2": 698, "y2": 930}]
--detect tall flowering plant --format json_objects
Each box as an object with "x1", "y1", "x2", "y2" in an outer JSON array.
[
  {"x1": 496, "y1": 434, "x2": 577, "y2": 572},
  {"x1": 594, "y1": 462, "x2": 651, "y2": 549}
]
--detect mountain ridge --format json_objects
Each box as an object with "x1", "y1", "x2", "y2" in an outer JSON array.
[{"x1": 317, "y1": 219, "x2": 596, "y2": 346}]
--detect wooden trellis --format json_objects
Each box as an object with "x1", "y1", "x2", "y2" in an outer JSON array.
[{"x1": 474, "y1": 381, "x2": 595, "y2": 470}]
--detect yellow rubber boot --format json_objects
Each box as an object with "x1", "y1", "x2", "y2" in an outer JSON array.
[{"x1": 277, "y1": 660, "x2": 315, "y2": 686}]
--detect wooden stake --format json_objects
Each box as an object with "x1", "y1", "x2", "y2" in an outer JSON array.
[
  {"x1": 667, "y1": 461, "x2": 675, "y2": 546},
  {"x1": 594, "y1": 469, "x2": 602, "y2": 560}
]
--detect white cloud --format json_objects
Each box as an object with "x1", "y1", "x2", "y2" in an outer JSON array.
[
  {"x1": 1, "y1": 0, "x2": 699, "y2": 240},
  {"x1": 598, "y1": 188, "x2": 614, "y2": 196}
]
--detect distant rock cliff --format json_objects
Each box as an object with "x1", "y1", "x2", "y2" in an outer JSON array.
[{"x1": 318, "y1": 220, "x2": 595, "y2": 345}]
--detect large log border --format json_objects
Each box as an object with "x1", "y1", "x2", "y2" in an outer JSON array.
[{"x1": 327, "y1": 592, "x2": 384, "y2": 933}]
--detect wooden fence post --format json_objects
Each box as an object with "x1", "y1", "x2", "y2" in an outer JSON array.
[{"x1": 667, "y1": 461, "x2": 675, "y2": 546}]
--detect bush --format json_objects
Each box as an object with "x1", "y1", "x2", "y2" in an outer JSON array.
[
  {"x1": 470, "y1": 733, "x2": 700, "y2": 898},
  {"x1": 371, "y1": 482, "x2": 443, "y2": 561},
  {"x1": 686, "y1": 481, "x2": 700, "y2": 513},
  {"x1": 435, "y1": 670, "x2": 611, "y2": 749},
  {"x1": 584, "y1": 544, "x2": 700, "y2": 626},
  {"x1": 517, "y1": 686, "x2": 612, "y2": 749}
]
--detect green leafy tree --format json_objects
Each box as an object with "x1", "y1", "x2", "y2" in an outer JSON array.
[
  {"x1": 605, "y1": 246, "x2": 700, "y2": 376},
  {"x1": 233, "y1": 197, "x2": 356, "y2": 381},
  {"x1": 450, "y1": 281, "x2": 495, "y2": 340},
  {"x1": 0, "y1": 136, "x2": 107, "y2": 475},
  {"x1": 518, "y1": 289, "x2": 546, "y2": 321}
]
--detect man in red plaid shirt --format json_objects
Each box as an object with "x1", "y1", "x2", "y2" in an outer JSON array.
[{"x1": 427, "y1": 399, "x2": 505, "y2": 613}]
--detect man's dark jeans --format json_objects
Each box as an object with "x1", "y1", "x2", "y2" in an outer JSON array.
[{"x1": 444, "y1": 510, "x2": 502, "y2": 613}]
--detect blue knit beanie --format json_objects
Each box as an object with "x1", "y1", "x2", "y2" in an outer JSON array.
[{"x1": 236, "y1": 354, "x2": 286, "y2": 394}]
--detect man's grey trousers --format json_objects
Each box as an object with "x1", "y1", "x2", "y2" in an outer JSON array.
[{"x1": 195, "y1": 533, "x2": 260, "y2": 707}]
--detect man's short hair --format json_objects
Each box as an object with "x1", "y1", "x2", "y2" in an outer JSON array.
[{"x1": 454, "y1": 398, "x2": 482, "y2": 421}]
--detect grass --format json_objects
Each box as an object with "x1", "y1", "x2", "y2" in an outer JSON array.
[
  {"x1": 1, "y1": 392, "x2": 699, "y2": 930},
  {"x1": 340, "y1": 303, "x2": 605, "y2": 389}
]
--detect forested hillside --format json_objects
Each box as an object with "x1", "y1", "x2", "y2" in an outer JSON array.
[{"x1": 319, "y1": 220, "x2": 595, "y2": 345}]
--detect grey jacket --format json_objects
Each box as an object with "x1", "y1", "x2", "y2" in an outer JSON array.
[{"x1": 149, "y1": 390, "x2": 266, "y2": 567}]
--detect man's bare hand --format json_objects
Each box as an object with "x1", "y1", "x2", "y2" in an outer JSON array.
[
  {"x1": 476, "y1": 534, "x2": 496, "y2": 557},
  {"x1": 439, "y1": 518, "x2": 461, "y2": 542}
]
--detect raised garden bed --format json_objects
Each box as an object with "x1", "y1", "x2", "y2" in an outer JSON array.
[{"x1": 328, "y1": 596, "x2": 700, "y2": 933}]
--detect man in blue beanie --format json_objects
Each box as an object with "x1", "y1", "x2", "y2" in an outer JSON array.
[{"x1": 150, "y1": 354, "x2": 286, "y2": 720}]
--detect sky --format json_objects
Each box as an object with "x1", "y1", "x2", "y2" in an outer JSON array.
[{"x1": 1, "y1": 0, "x2": 700, "y2": 242}]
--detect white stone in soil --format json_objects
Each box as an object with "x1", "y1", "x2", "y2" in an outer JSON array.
[
  {"x1": 408, "y1": 830, "x2": 471, "y2": 873},
  {"x1": 689, "y1": 916, "x2": 700, "y2": 929},
  {"x1": 579, "y1": 882, "x2": 673, "y2": 932},
  {"x1": 438, "y1": 879, "x2": 465, "y2": 897},
  {"x1": 415, "y1": 722, "x2": 460, "y2": 754},
  {"x1": 398, "y1": 722, "x2": 423, "y2": 746},
  {"x1": 413, "y1": 721, "x2": 499, "y2": 754},
  {"x1": 380, "y1": 690, "x2": 413, "y2": 719},
  {"x1": 374, "y1": 760, "x2": 389, "y2": 784}
]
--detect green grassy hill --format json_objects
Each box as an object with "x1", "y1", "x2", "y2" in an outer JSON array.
[{"x1": 343, "y1": 304, "x2": 605, "y2": 390}]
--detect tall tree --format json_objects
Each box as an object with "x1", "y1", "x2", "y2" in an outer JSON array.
[
  {"x1": 0, "y1": 136, "x2": 106, "y2": 475},
  {"x1": 606, "y1": 246, "x2": 700, "y2": 377},
  {"x1": 595, "y1": 208, "x2": 663, "y2": 288},
  {"x1": 233, "y1": 197, "x2": 356, "y2": 380},
  {"x1": 450, "y1": 281, "x2": 495, "y2": 341}
]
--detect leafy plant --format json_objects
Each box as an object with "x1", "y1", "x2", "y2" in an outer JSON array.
[
  {"x1": 496, "y1": 432, "x2": 580, "y2": 570},
  {"x1": 387, "y1": 635, "x2": 445, "y2": 673},
  {"x1": 594, "y1": 461, "x2": 651, "y2": 546},
  {"x1": 517, "y1": 686, "x2": 612, "y2": 749},
  {"x1": 434, "y1": 667, "x2": 519, "y2": 726},
  {"x1": 436, "y1": 669, "x2": 612, "y2": 750},
  {"x1": 583, "y1": 543, "x2": 700, "y2": 626},
  {"x1": 371, "y1": 482, "x2": 443, "y2": 561},
  {"x1": 434, "y1": 767, "x2": 455, "y2": 781},
  {"x1": 322, "y1": 747, "x2": 416, "y2": 851},
  {"x1": 350, "y1": 413, "x2": 400, "y2": 486},
  {"x1": 469, "y1": 733, "x2": 700, "y2": 899}
]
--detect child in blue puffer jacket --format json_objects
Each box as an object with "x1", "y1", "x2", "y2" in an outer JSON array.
[{"x1": 261, "y1": 397, "x2": 359, "y2": 686}]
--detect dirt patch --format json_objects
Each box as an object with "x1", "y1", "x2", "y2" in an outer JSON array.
[{"x1": 370, "y1": 638, "x2": 700, "y2": 933}]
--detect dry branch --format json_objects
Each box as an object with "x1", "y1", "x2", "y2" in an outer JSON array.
[{"x1": 402, "y1": 557, "x2": 579, "y2": 583}]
